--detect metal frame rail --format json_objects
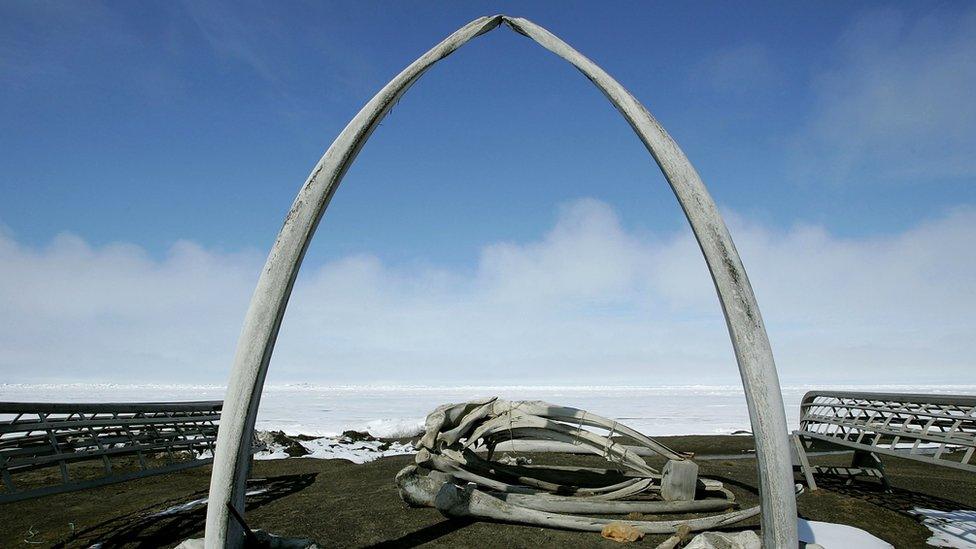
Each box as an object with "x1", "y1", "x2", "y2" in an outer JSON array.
[
  {"x1": 792, "y1": 391, "x2": 976, "y2": 490},
  {"x1": 0, "y1": 401, "x2": 222, "y2": 503}
]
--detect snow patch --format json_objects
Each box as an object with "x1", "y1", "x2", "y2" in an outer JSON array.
[
  {"x1": 253, "y1": 446, "x2": 291, "y2": 460},
  {"x1": 253, "y1": 431, "x2": 415, "y2": 464},
  {"x1": 798, "y1": 518, "x2": 893, "y2": 548},
  {"x1": 300, "y1": 437, "x2": 414, "y2": 464},
  {"x1": 911, "y1": 508, "x2": 976, "y2": 548}
]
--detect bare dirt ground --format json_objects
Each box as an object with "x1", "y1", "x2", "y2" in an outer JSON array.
[{"x1": 2, "y1": 435, "x2": 973, "y2": 548}]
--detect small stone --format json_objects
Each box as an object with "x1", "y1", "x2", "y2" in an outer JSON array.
[{"x1": 341, "y1": 430, "x2": 373, "y2": 442}]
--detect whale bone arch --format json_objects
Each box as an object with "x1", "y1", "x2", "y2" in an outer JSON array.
[{"x1": 203, "y1": 15, "x2": 797, "y2": 548}]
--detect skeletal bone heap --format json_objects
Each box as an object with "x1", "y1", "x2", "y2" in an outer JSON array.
[{"x1": 395, "y1": 398, "x2": 761, "y2": 535}]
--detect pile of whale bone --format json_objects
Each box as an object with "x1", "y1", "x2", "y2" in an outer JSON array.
[{"x1": 395, "y1": 397, "x2": 761, "y2": 535}]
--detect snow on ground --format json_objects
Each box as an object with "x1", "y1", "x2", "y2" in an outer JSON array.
[
  {"x1": 253, "y1": 431, "x2": 415, "y2": 464},
  {"x1": 798, "y1": 519, "x2": 893, "y2": 548},
  {"x1": 6, "y1": 382, "x2": 976, "y2": 545},
  {"x1": 911, "y1": 508, "x2": 976, "y2": 548},
  {"x1": 296, "y1": 437, "x2": 414, "y2": 464}
]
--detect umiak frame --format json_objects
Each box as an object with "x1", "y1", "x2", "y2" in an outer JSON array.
[
  {"x1": 0, "y1": 401, "x2": 222, "y2": 503},
  {"x1": 793, "y1": 390, "x2": 976, "y2": 490},
  {"x1": 204, "y1": 16, "x2": 797, "y2": 548}
]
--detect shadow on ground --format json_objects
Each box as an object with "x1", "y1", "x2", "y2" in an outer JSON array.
[
  {"x1": 55, "y1": 474, "x2": 317, "y2": 548},
  {"x1": 815, "y1": 475, "x2": 974, "y2": 547},
  {"x1": 364, "y1": 519, "x2": 474, "y2": 548}
]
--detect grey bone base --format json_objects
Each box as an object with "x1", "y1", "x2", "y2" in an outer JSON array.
[{"x1": 395, "y1": 465, "x2": 758, "y2": 535}]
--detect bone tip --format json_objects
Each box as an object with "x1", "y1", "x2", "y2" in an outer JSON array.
[{"x1": 415, "y1": 448, "x2": 432, "y2": 465}]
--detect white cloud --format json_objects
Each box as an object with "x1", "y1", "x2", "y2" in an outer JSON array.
[
  {"x1": 1, "y1": 198, "x2": 974, "y2": 385},
  {"x1": 793, "y1": 7, "x2": 976, "y2": 184}
]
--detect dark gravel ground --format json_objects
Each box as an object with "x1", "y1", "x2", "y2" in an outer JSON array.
[{"x1": 2, "y1": 435, "x2": 974, "y2": 548}]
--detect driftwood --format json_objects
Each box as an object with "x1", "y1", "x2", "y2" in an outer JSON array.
[{"x1": 396, "y1": 399, "x2": 760, "y2": 537}]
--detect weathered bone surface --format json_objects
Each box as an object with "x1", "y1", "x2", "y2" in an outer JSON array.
[
  {"x1": 396, "y1": 467, "x2": 758, "y2": 534},
  {"x1": 396, "y1": 399, "x2": 759, "y2": 536},
  {"x1": 205, "y1": 14, "x2": 796, "y2": 548}
]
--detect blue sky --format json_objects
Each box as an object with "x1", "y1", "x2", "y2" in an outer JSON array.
[{"x1": 1, "y1": 2, "x2": 974, "y2": 385}]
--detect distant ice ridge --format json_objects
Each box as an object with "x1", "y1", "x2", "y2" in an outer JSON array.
[
  {"x1": 363, "y1": 418, "x2": 425, "y2": 439},
  {"x1": 3, "y1": 383, "x2": 975, "y2": 438}
]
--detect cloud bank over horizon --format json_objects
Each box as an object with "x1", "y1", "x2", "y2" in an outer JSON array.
[{"x1": 1, "y1": 198, "x2": 974, "y2": 386}]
